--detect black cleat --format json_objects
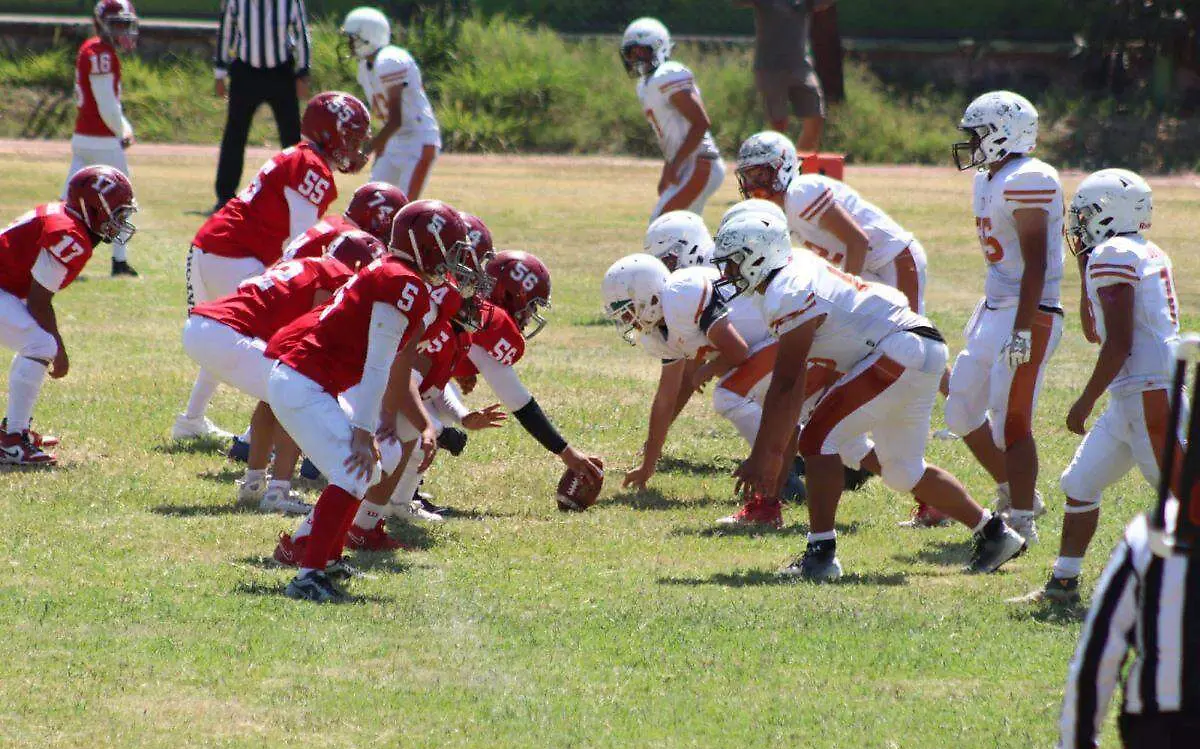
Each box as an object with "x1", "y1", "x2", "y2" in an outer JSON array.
[
  {"x1": 111, "y1": 259, "x2": 139, "y2": 277},
  {"x1": 284, "y1": 570, "x2": 346, "y2": 603},
  {"x1": 966, "y1": 517, "x2": 1026, "y2": 573},
  {"x1": 780, "y1": 540, "x2": 843, "y2": 581}
]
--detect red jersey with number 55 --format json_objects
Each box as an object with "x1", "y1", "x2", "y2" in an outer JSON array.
[
  {"x1": 418, "y1": 318, "x2": 471, "y2": 395},
  {"x1": 281, "y1": 213, "x2": 357, "y2": 261},
  {"x1": 191, "y1": 256, "x2": 353, "y2": 342},
  {"x1": 0, "y1": 203, "x2": 95, "y2": 298},
  {"x1": 194, "y1": 143, "x2": 336, "y2": 266},
  {"x1": 73, "y1": 37, "x2": 122, "y2": 137},
  {"x1": 453, "y1": 300, "x2": 526, "y2": 376},
  {"x1": 266, "y1": 257, "x2": 431, "y2": 394}
]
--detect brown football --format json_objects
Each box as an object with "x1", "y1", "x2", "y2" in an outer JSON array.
[{"x1": 556, "y1": 465, "x2": 604, "y2": 512}]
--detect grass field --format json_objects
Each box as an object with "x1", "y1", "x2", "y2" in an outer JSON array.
[{"x1": 2, "y1": 141, "x2": 1197, "y2": 748}]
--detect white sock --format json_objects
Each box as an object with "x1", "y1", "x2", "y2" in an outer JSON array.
[
  {"x1": 111, "y1": 241, "x2": 127, "y2": 262},
  {"x1": 6, "y1": 356, "x2": 48, "y2": 433},
  {"x1": 293, "y1": 511, "x2": 314, "y2": 541},
  {"x1": 807, "y1": 530, "x2": 837, "y2": 543},
  {"x1": 184, "y1": 369, "x2": 220, "y2": 420},
  {"x1": 997, "y1": 482, "x2": 1010, "y2": 497},
  {"x1": 1010, "y1": 509, "x2": 1035, "y2": 523},
  {"x1": 243, "y1": 469, "x2": 267, "y2": 484},
  {"x1": 267, "y1": 479, "x2": 290, "y2": 493},
  {"x1": 387, "y1": 461, "x2": 424, "y2": 515},
  {"x1": 239, "y1": 426, "x2": 252, "y2": 442},
  {"x1": 972, "y1": 509, "x2": 994, "y2": 534},
  {"x1": 1052, "y1": 556, "x2": 1083, "y2": 579},
  {"x1": 353, "y1": 501, "x2": 385, "y2": 531}
]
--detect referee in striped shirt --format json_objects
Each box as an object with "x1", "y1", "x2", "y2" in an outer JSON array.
[{"x1": 212, "y1": 0, "x2": 312, "y2": 211}]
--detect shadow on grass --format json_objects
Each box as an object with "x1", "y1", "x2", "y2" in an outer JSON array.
[
  {"x1": 384, "y1": 519, "x2": 437, "y2": 551},
  {"x1": 1007, "y1": 602, "x2": 1087, "y2": 625},
  {"x1": 233, "y1": 580, "x2": 394, "y2": 604},
  {"x1": 154, "y1": 437, "x2": 230, "y2": 456},
  {"x1": 656, "y1": 455, "x2": 737, "y2": 477},
  {"x1": 670, "y1": 519, "x2": 861, "y2": 539},
  {"x1": 657, "y1": 568, "x2": 908, "y2": 588},
  {"x1": 151, "y1": 502, "x2": 250, "y2": 517},
  {"x1": 604, "y1": 487, "x2": 731, "y2": 511},
  {"x1": 198, "y1": 465, "x2": 244, "y2": 484},
  {"x1": 444, "y1": 507, "x2": 529, "y2": 521},
  {"x1": 891, "y1": 538, "x2": 975, "y2": 567}
]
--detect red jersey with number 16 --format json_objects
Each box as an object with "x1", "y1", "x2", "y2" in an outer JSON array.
[
  {"x1": 453, "y1": 300, "x2": 526, "y2": 376},
  {"x1": 0, "y1": 203, "x2": 95, "y2": 298},
  {"x1": 266, "y1": 257, "x2": 432, "y2": 395},
  {"x1": 194, "y1": 142, "x2": 337, "y2": 266},
  {"x1": 73, "y1": 37, "x2": 122, "y2": 137},
  {"x1": 191, "y1": 256, "x2": 353, "y2": 342},
  {"x1": 281, "y1": 213, "x2": 357, "y2": 261}
]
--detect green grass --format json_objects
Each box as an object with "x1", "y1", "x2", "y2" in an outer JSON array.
[{"x1": 3, "y1": 148, "x2": 1197, "y2": 747}]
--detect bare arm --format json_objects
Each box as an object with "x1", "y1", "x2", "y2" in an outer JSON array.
[
  {"x1": 693, "y1": 318, "x2": 750, "y2": 389},
  {"x1": 25, "y1": 282, "x2": 67, "y2": 378},
  {"x1": 369, "y1": 87, "x2": 404, "y2": 157},
  {"x1": 625, "y1": 360, "x2": 687, "y2": 489},
  {"x1": 1013, "y1": 208, "x2": 1049, "y2": 331},
  {"x1": 665, "y1": 90, "x2": 711, "y2": 178},
  {"x1": 817, "y1": 202, "x2": 871, "y2": 276},
  {"x1": 1066, "y1": 284, "x2": 1133, "y2": 435},
  {"x1": 1077, "y1": 253, "x2": 1100, "y2": 344}
]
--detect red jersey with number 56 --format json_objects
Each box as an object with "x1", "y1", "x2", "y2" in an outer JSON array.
[
  {"x1": 453, "y1": 300, "x2": 526, "y2": 377},
  {"x1": 73, "y1": 37, "x2": 122, "y2": 137},
  {"x1": 0, "y1": 203, "x2": 95, "y2": 298},
  {"x1": 266, "y1": 257, "x2": 431, "y2": 395},
  {"x1": 281, "y1": 213, "x2": 357, "y2": 261},
  {"x1": 191, "y1": 256, "x2": 353, "y2": 342},
  {"x1": 194, "y1": 143, "x2": 337, "y2": 266}
]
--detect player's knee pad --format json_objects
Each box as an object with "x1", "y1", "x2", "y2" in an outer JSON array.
[
  {"x1": 1063, "y1": 497, "x2": 1101, "y2": 514},
  {"x1": 1059, "y1": 468, "x2": 1102, "y2": 510},
  {"x1": 880, "y1": 457, "x2": 926, "y2": 494},
  {"x1": 19, "y1": 327, "x2": 58, "y2": 362},
  {"x1": 943, "y1": 391, "x2": 982, "y2": 437}
]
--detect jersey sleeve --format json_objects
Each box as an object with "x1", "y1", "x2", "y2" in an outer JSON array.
[
  {"x1": 663, "y1": 272, "x2": 729, "y2": 338},
  {"x1": 375, "y1": 51, "x2": 414, "y2": 94},
  {"x1": 654, "y1": 62, "x2": 696, "y2": 98},
  {"x1": 1001, "y1": 167, "x2": 1061, "y2": 214},
  {"x1": 786, "y1": 177, "x2": 835, "y2": 229},
  {"x1": 765, "y1": 279, "x2": 822, "y2": 337},
  {"x1": 473, "y1": 309, "x2": 527, "y2": 367},
  {"x1": 1086, "y1": 243, "x2": 1142, "y2": 290}
]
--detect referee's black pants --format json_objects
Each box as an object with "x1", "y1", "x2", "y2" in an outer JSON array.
[
  {"x1": 214, "y1": 59, "x2": 302, "y2": 205},
  {"x1": 1119, "y1": 713, "x2": 1200, "y2": 748}
]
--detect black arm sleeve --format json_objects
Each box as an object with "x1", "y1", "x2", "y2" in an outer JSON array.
[
  {"x1": 697, "y1": 285, "x2": 732, "y2": 334},
  {"x1": 513, "y1": 397, "x2": 569, "y2": 455}
]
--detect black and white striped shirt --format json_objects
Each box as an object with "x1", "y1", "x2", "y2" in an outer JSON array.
[
  {"x1": 214, "y1": 0, "x2": 311, "y2": 76},
  {"x1": 1058, "y1": 504, "x2": 1200, "y2": 748}
]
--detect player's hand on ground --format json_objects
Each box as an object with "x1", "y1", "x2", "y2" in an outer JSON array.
[
  {"x1": 456, "y1": 374, "x2": 477, "y2": 395},
  {"x1": 345, "y1": 427, "x2": 380, "y2": 480},
  {"x1": 734, "y1": 452, "x2": 781, "y2": 500},
  {"x1": 560, "y1": 445, "x2": 604, "y2": 486},
  {"x1": 622, "y1": 461, "x2": 655, "y2": 491},
  {"x1": 1066, "y1": 396, "x2": 1094, "y2": 436},
  {"x1": 417, "y1": 425, "x2": 439, "y2": 472},
  {"x1": 49, "y1": 348, "x2": 69, "y2": 379},
  {"x1": 462, "y1": 403, "x2": 506, "y2": 430}
]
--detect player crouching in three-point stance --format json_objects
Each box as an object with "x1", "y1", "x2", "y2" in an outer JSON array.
[
  {"x1": 1012, "y1": 169, "x2": 1183, "y2": 605},
  {"x1": 621, "y1": 17, "x2": 725, "y2": 222},
  {"x1": 712, "y1": 212, "x2": 1025, "y2": 581},
  {"x1": 946, "y1": 90, "x2": 1066, "y2": 545},
  {"x1": 0, "y1": 166, "x2": 137, "y2": 465}
]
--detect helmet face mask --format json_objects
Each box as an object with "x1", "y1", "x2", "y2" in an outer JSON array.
[
  {"x1": 102, "y1": 202, "x2": 138, "y2": 244},
  {"x1": 952, "y1": 126, "x2": 988, "y2": 171},
  {"x1": 736, "y1": 164, "x2": 780, "y2": 201},
  {"x1": 620, "y1": 44, "x2": 656, "y2": 78},
  {"x1": 712, "y1": 215, "x2": 791, "y2": 296}
]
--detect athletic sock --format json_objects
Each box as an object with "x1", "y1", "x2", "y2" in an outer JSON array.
[
  {"x1": 353, "y1": 501, "x2": 385, "y2": 531},
  {"x1": 329, "y1": 499, "x2": 361, "y2": 567},
  {"x1": 6, "y1": 356, "x2": 48, "y2": 433},
  {"x1": 1052, "y1": 556, "x2": 1083, "y2": 579},
  {"x1": 184, "y1": 369, "x2": 220, "y2": 420},
  {"x1": 243, "y1": 469, "x2": 267, "y2": 485},
  {"x1": 292, "y1": 511, "x2": 314, "y2": 541},
  {"x1": 807, "y1": 530, "x2": 837, "y2": 544},
  {"x1": 266, "y1": 479, "x2": 290, "y2": 494},
  {"x1": 299, "y1": 485, "x2": 359, "y2": 570},
  {"x1": 386, "y1": 460, "x2": 424, "y2": 516},
  {"x1": 1010, "y1": 509, "x2": 1035, "y2": 524}
]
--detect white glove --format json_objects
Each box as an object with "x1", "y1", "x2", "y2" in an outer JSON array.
[{"x1": 1002, "y1": 329, "x2": 1033, "y2": 369}]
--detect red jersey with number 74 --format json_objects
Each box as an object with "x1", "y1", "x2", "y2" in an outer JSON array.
[
  {"x1": 0, "y1": 202, "x2": 95, "y2": 298},
  {"x1": 266, "y1": 257, "x2": 432, "y2": 395},
  {"x1": 194, "y1": 142, "x2": 337, "y2": 266}
]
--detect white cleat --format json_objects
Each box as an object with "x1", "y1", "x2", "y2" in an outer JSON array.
[
  {"x1": 390, "y1": 499, "x2": 443, "y2": 522},
  {"x1": 992, "y1": 485, "x2": 1046, "y2": 519},
  {"x1": 171, "y1": 413, "x2": 234, "y2": 441},
  {"x1": 1007, "y1": 514, "x2": 1040, "y2": 545},
  {"x1": 258, "y1": 485, "x2": 312, "y2": 516},
  {"x1": 236, "y1": 476, "x2": 268, "y2": 506}
]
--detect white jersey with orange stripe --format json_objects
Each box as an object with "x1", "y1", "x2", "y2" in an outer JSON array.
[
  {"x1": 783, "y1": 174, "x2": 914, "y2": 274},
  {"x1": 661, "y1": 265, "x2": 770, "y2": 358},
  {"x1": 1085, "y1": 235, "x2": 1180, "y2": 396},
  {"x1": 357, "y1": 45, "x2": 441, "y2": 146},
  {"x1": 757, "y1": 253, "x2": 927, "y2": 373},
  {"x1": 636, "y1": 61, "x2": 719, "y2": 164},
  {"x1": 972, "y1": 155, "x2": 1065, "y2": 308}
]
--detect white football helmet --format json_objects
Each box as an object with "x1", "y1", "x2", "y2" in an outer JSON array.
[
  {"x1": 342, "y1": 7, "x2": 391, "y2": 59},
  {"x1": 1067, "y1": 168, "x2": 1153, "y2": 255},
  {"x1": 602, "y1": 253, "x2": 671, "y2": 344},
  {"x1": 719, "y1": 199, "x2": 787, "y2": 229},
  {"x1": 953, "y1": 90, "x2": 1039, "y2": 170},
  {"x1": 712, "y1": 214, "x2": 791, "y2": 295},
  {"x1": 644, "y1": 211, "x2": 714, "y2": 270},
  {"x1": 736, "y1": 131, "x2": 798, "y2": 200},
  {"x1": 621, "y1": 17, "x2": 672, "y2": 78}
]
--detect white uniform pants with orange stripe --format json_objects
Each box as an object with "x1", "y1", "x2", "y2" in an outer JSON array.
[
  {"x1": 798, "y1": 331, "x2": 949, "y2": 493},
  {"x1": 651, "y1": 156, "x2": 726, "y2": 222},
  {"x1": 944, "y1": 302, "x2": 1064, "y2": 449},
  {"x1": 1059, "y1": 388, "x2": 1185, "y2": 503},
  {"x1": 372, "y1": 137, "x2": 439, "y2": 200},
  {"x1": 863, "y1": 240, "x2": 928, "y2": 314}
]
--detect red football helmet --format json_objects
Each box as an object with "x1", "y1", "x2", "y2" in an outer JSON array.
[
  {"x1": 94, "y1": 0, "x2": 138, "y2": 52},
  {"x1": 453, "y1": 211, "x2": 496, "y2": 298},
  {"x1": 328, "y1": 229, "x2": 385, "y2": 272},
  {"x1": 302, "y1": 92, "x2": 372, "y2": 174},
  {"x1": 486, "y1": 250, "x2": 552, "y2": 339},
  {"x1": 66, "y1": 165, "x2": 137, "y2": 244},
  {"x1": 389, "y1": 199, "x2": 468, "y2": 281},
  {"x1": 345, "y1": 181, "x2": 408, "y2": 242}
]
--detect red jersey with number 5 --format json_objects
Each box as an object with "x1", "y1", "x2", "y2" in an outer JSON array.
[
  {"x1": 0, "y1": 203, "x2": 95, "y2": 298},
  {"x1": 281, "y1": 214, "x2": 357, "y2": 261},
  {"x1": 453, "y1": 300, "x2": 526, "y2": 376},
  {"x1": 194, "y1": 142, "x2": 337, "y2": 266},
  {"x1": 73, "y1": 37, "x2": 122, "y2": 137},
  {"x1": 266, "y1": 257, "x2": 431, "y2": 394},
  {"x1": 191, "y1": 256, "x2": 353, "y2": 341}
]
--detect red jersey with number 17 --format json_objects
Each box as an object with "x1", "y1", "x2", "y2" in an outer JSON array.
[
  {"x1": 73, "y1": 37, "x2": 122, "y2": 137},
  {"x1": 0, "y1": 203, "x2": 95, "y2": 298},
  {"x1": 193, "y1": 142, "x2": 337, "y2": 266},
  {"x1": 281, "y1": 214, "x2": 357, "y2": 261},
  {"x1": 266, "y1": 257, "x2": 432, "y2": 395},
  {"x1": 453, "y1": 300, "x2": 526, "y2": 376},
  {"x1": 190, "y1": 256, "x2": 353, "y2": 342}
]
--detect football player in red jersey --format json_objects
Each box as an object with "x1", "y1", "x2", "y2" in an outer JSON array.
[
  {"x1": 174, "y1": 91, "x2": 372, "y2": 443},
  {"x1": 281, "y1": 181, "x2": 408, "y2": 261},
  {"x1": 0, "y1": 166, "x2": 137, "y2": 465},
  {"x1": 266, "y1": 200, "x2": 467, "y2": 602},
  {"x1": 184, "y1": 230, "x2": 383, "y2": 514},
  {"x1": 65, "y1": 0, "x2": 140, "y2": 277}
]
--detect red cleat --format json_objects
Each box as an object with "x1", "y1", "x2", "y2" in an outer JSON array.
[
  {"x1": 345, "y1": 520, "x2": 406, "y2": 551},
  {"x1": 1, "y1": 419, "x2": 58, "y2": 448},
  {"x1": 898, "y1": 502, "x2": 952, "y2": 528},
  {"x1": 273, "y1": 532, "x2": 308, "y2": 566},
  {"x1": 715, "y1": 496, "x2": 784, "y2": 529},
  {"x1": 0, "y1": 430, "x2": 56, "y2": 466}
]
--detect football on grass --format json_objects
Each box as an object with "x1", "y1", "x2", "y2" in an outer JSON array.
[{"x1": 556, "y1": 465, "x2": 604, "y2": 512}]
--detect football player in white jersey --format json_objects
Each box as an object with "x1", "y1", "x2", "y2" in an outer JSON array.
[
  {"x1": 621, "y1": 18, "x2": 726, "y2": 222},
  {"x1": 342, "y1": 8, "x2": 441, "y2": 200},
  {"x1": 945, "y1": 90, "x2": 1066, "y2": 545},
  {"x1": 1012, "y1": 169, "x2": 1184, "y2": 605},
  {"x1": 713, "y1": 213, "x2": 1026, "y2": 581}
]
